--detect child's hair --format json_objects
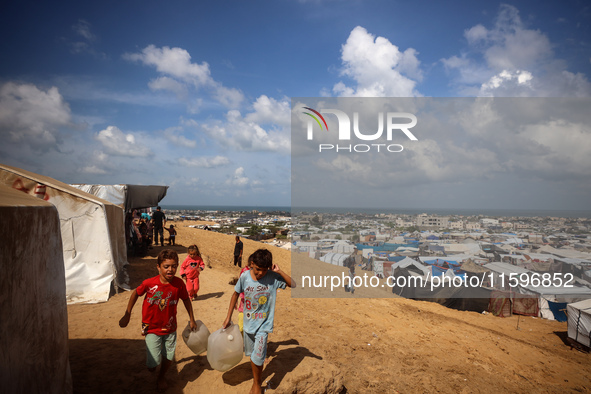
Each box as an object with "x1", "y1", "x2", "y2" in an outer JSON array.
[
  {"x1": 157, "y1": 249, "x2": 179, "y2": 265},
  {"x1": 188, "y1": 244, "x2": 201, "y2": 258},
  {"x1": 247, "y1": 253, "x2": 255, "y2": 266},
  {"x1": 250, "y1": 249, "x2": 272, "y2": 269}
]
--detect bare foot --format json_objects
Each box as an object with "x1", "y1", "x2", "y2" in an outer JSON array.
[{"x1": 249, "y1": 383, "x2": 263, "y2": 394}]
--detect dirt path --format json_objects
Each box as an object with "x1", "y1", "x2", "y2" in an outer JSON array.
[{"x1": 67, "y1": 221, "x2": 591, "y2": 393}]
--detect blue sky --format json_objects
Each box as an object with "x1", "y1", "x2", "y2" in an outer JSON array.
[{"x1": 1, "y1": 1, "x2": 590, "y2": 209}]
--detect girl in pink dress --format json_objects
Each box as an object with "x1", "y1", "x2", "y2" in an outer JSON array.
[{"x1": 180, "y1": 244, "x2": 205, "y2": 301}]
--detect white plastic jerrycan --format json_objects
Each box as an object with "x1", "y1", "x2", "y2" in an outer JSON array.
[
  {"x1": 207, "y1": 322, "x2": 244, "y2": 372},
  {"x1": 182, "y1": 320, "x2": 210, "y2": 355}
]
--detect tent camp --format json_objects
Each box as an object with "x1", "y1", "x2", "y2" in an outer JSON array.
[
  {"x1": 0, "y1": 164, "x2": 128, "y2": 304},
  {"x1": 70, "y1": 184, "x2": 169, "y2": 211},
  {"x1": 0, "y1": 185, "x2": 72, "y2": 393},
  {"x1": 484, "y1": 262, "x2": 591, "y2": 320},
  {"x1": 567, "y1": 299, "x2": 591, "y2": 349}
]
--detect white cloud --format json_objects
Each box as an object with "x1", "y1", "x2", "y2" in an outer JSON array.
[
  {"x1": 163, "y1": 126, "x2": 197, "y2": 148},
  {"x1": 516, "y1": 120, "x2": 591, "y2": 178},
  {"x1": 480, "y1": 70, "x2": 533, "y2": 96},
  {"x1": 443, "y1": 4, "x2": 591, "y2": 97},
  {"x1": 148, "y1": 76, "x2": 188, "y2": 99},
  {"x1": 124, "y1": 45, "x2": 212, "y2": 87},
  {"x1": 178, "y1": 156, "x2": 230, "y2": 168},
  {"x1": 201, "y1": 95, "x2": 291, "y2": 153},
  {"x1": 95, "y1": 125, "x2": 152, "y2": 157},
  {"x1": 124, "y1": 45, "x2": 244, "y2": 108},
  {"x1": 214, "y1": 86, "x2": 245, "y2": 109},
  {"x1": 0, "y1": 82, "x2": 72, "y2": 150},
  {"x1": 227, "y1": 167, "x2": 249, "y2": 186},
  {"x1": 80, "y1": 165, "x2": 108, "y2": 174},
  {"x1": 332, "y1": 26, "x2": 422, "y2": 97},
  {"x1": 245, "y1": 95, "x2": 291, "y2": 128}
]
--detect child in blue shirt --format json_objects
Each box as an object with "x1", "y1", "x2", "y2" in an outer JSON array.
[{"x1": 223, "y1": 249, "x2": 295, "y2": 394}]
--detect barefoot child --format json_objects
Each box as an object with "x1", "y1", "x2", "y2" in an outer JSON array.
[
  {"x1": 223, "y1": 249, "x2": 295, "y2": 394},
  {"x1": 164, "y1": 224, "x2": 177, "y2": 245},
  {"x1": 180, "y1": 244, "x2": 205, "y2": 301},
  {"x1": 119, "y1": 249, "x2": 197, "y2": 392}
]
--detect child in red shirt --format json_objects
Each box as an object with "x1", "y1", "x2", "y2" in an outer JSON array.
[
  {"x1": 119, "y1": 249, "x2": 197, "y2": 392},
  {"x1": 180, "y1": 244, "x2": 205, "y2": 301}
]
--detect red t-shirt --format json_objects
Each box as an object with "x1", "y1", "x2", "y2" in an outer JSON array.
[{"x1": 136, "y1": 275, "x2": 188, "y2": 336}]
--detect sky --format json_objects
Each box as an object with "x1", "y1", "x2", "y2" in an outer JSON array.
[{"x1": 1, "y1": 1, "x2": 590, "y2": 209}]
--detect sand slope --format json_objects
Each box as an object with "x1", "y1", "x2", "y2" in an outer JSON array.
[{"x1": 67, "y1": 221, "x2": 591, "y2": 393}]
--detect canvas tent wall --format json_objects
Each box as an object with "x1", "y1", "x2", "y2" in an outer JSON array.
[
  {"x1": 70, "y1": 184, "x2": 169, "y2": 211},
  {"x1": 0, "y1": 185, "x2": 72, "y2": 393},
  {"x1": 320, "y1": 252, "x2": 350, "y2": 267},
  {"x1": 484, "y1": 261, "x2": 591, "y2": 320},
  {"x1": 567, "y1": 299, "x2": 591, "y2": 348},
  {"x1": 0, "y1": 164, "x2": 128, "y2": 303}
]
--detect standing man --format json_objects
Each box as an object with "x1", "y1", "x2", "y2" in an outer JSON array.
[
  {"x1": 152, "y1": 206, "x2": 166, "y2": 246},
  {"x1": 233, "y1": 236, "x2": 243, "y2": 268}
]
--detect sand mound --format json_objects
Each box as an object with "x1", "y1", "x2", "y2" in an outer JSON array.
[{"x1": 67, "y1": 221, "x2": 591, "y2": 393}]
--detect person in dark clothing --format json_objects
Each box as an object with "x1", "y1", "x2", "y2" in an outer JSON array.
[
  {"x1": 164, "y1": 224, "x2": 177, "y2": 246},
  {"x1": 233, "y1": 236, "x2": 243, "y2": 267},
  {"x1": 151, "y1": 206, "x2": 166, "y2": 246}
]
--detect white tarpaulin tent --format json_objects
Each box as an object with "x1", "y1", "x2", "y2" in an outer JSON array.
[
  {"x1": 320, "y1": 253, "x2": 350, "y2": 267},
  {"x1": 0, "y1": 185, "x2": 72, "y2": 393},
  {"x1": 0, "y1": 164, "x2": 128, "y2": 304},
  {"x1": 567, "y1": 299, "x2": 591, "y2": 348},
  {"x1": 70, "y1": 184, "x2": 169, "y2": 211}
]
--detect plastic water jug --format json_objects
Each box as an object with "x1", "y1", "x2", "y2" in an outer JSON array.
[
  {"x1": 207, "y1": 322, "x2": 244, "y2": 372},
  {"x1": 181, "y1": 320, "x2": 210, "y2": 355}
]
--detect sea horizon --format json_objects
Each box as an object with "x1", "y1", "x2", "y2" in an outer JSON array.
[{"x1": 160, "y1": 205, "x2": 591, "y2": 218}]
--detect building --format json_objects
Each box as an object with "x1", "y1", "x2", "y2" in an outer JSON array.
[{"x1": 416, "y1": 214, "x2": 449, "y2": 229}]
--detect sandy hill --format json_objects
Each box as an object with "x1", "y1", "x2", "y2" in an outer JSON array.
[{"x1": 67, "y1": 221, "x2": 591, "y2": 393}]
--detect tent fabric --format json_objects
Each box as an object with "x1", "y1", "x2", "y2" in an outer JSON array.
[
  {"x1": 0, "y1": 185, "x2": 72, "y2": 393},
  {"x1": 319, "y1": 253, "x2": 350, "y2": 267},
  {"x1": 392, "y1": 268, "x2": 491, "y2": 312},
  {"x1": 461, "y1": 260, "x2": 490, "y2": 274},
  {"x1": 71, "y1": 184, "x2": 168, "y2": 211},
  {"x1": 70, "y1": 184, "x2": 126, "y2": 208},
  {"x1": 547, "y1": 300, "x2": 568, "y2": 322},
  {"x1": 567, "y1": 299, "x2": 591, "y2": 348},
  {"x1": 512, "y1": 295, "x2": 539, "y2": 317},
  {"x1": 489, "y1": 291, "x2": 512, "y2": 317},
  {"x1": 124, "y1": 184, "x2": 169, "y2": 210},
  {"x1": 0, "y1": 164, "x2": 128, "y2": 303}
]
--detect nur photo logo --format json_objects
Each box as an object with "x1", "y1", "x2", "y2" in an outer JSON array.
[{"x1": 302, "y1": 106, "x2": 418, "y2": 153}]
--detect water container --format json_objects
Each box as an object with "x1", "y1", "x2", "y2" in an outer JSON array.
[
  {"x1": 207, "y1": 322, "x2": 244, "y2": 372},
  {"x1": 181, "y1": 320, "x2": 210, "y2": 355}
]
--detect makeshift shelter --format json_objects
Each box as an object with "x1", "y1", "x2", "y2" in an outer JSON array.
[
  {"x1": 392, "y1": 265, "x2": 491, "y2": 313},
  {"x1": 320, "y1": 252, "x2": 350, "y2": 267},
  {"x1": 0, "y1": 185, "x2": 72, "y2": 393},
  {"x1": 70, "y1": 184, "x2": 169, "y2": 211},
  {"x1": 567, "y1": 299, "x2": 591, "y2": 349},
  {"x1": 388, "y1": 257, "x2": 430, "y2": 277},
  {"x1": 484, "y1": 262, "x2": 591, "y2": 320},
  {"x1": 0, "y1": 164, "x2": 128, "y2": 303}
]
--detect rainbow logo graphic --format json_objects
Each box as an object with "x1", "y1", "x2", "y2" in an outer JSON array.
[{"x1": 302, "y1": 107, "x2": 329, "y2": 132}]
